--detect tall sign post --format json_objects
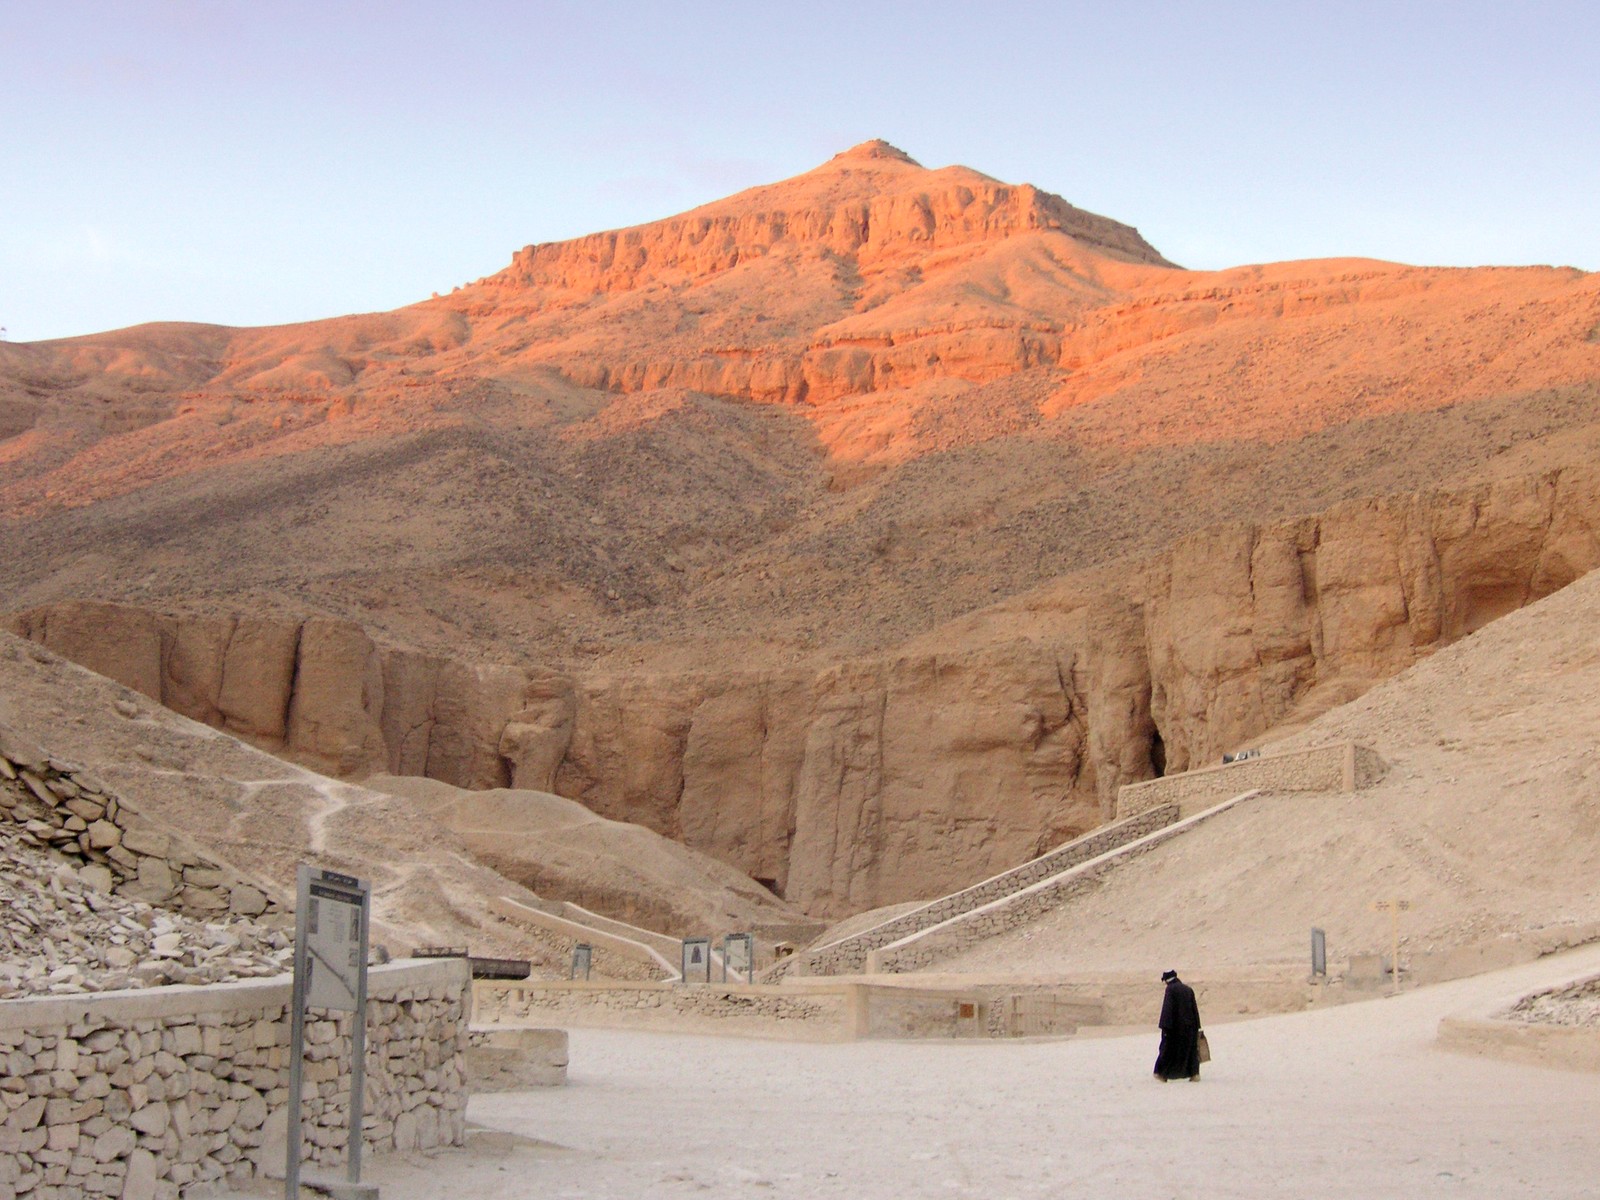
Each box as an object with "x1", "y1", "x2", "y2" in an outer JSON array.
[
  {"x1": 1370, "y1": 898, "x2": 1410, "y2": 996},
  {"x1": 287, "y1": 866, "x2": 371, "y2": 1199}
]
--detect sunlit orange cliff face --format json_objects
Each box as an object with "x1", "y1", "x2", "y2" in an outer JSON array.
[{"x1": 2, "y1": 141, "x2": 1599, "y2": 915}]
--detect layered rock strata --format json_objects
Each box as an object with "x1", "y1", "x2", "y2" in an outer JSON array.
[{"x1": 10, "y1": 466, "x2": 1599, "y2": 918}]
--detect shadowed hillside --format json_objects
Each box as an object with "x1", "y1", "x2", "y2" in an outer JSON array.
[{"x1": 3, "y1": 141, "x2": 1598, "y2": 917}]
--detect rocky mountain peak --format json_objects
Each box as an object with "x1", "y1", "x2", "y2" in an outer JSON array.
[
  {"x1": 827, "y1": 139, "x2": 921, "y2": 166},
  {"x1": 485, "y1": 142, "x2": 1172, "y2": 299}
]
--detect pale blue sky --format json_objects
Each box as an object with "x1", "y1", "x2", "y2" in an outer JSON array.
[{"x1": 3, "y1": 0, "x2": 1595, "y2": 342}]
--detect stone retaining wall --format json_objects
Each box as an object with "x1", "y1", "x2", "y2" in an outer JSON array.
[
  {"x1": 870, "y1": 791, "x2": 1261, "y2": 973},
  {"x1": 0, "y1": 957, "x2": 468, "y2": 1199},
  {"x1": 549, "y1": 902, "x2": 681, "y2": 961},
  {"x1": 788, "y1": 804, "x2": 1181, "y2": 979},
  {"x1": 473, "y1": 979, "x2": 1111, "y2": 1042},
  {"x1": 464, "y1": 1027, "x2": 568, "y2": 1090},
  {"x1": 1116, "y1": 741, "x2": 1384, "y2": 819},
  {"x1": 474, "y1": 980, "x2": 851, "y2": 1042},
  {"x1": 0, "y1": 727, "x2": 276, "y2": 923}
]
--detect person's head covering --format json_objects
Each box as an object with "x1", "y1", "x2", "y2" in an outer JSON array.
[{"x1": 1161, "y1": 969, "x2": 1178, "y2": 982}]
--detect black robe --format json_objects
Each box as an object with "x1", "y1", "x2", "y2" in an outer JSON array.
[{"x1": 1154, "y1": 978, "x2": 1202, "y2": 1080}]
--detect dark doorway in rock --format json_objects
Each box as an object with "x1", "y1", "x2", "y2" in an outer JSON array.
[
  {"x1": 755, "y1": 877, "x2": 784, "y2": 899},
  {"x1": 1149, "y1": 729, "x2": 1167, "y2": 778}
]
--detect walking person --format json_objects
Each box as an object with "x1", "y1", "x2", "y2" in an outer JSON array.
[{"x1": 1153, "y1": 969, "x2": 1204, "y2": 1081}]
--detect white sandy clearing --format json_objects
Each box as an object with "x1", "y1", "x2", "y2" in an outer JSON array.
[{"x1": 230, "y1": 945, "x2": 1600, "y2": 1200}]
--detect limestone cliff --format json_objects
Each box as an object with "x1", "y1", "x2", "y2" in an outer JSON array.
[
  {"x1": 5, "y1": 142, "x2": 1599, "y2": 920},
  {"x1": 13, "y1": 466, "x2": 1596, "y2": 917}
]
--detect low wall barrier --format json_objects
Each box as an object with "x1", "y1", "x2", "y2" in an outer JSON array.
[
  {"x1": 474, "y1": 979, "x2": 851, "y2": 1041},
  {"x1": 0, "y1": 957, "x2": 469, "y2": 1198},
  {"x1": 782, "y1": 804, "x2": 1182, "y2": 980},
  {"x1": 490, "y1": 896, "x2": 676, "y2": 981},
  {"x1": 472, "y1": 978, "x2": 1102, "y2": 1042},
  {"x1": 552, "y1": 902, "x2": 682, "y2": 961},
  {"x1": 869, "y1": 791, "x2": 1262, "y2": 974},
  {"x1": 1116, "y1": 740, "x2": 1385, "y2": 820}
]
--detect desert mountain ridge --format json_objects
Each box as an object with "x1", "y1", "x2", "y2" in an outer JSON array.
[{"x1": 2, "y1": 140, "x2": 1599, "y2": 919}]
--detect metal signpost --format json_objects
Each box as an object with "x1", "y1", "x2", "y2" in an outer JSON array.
[
  {"x1": 681, "y1": 936, "x2": 711, "y2": 983},
  {"x1": 1370, "y1": 898, "x2": 1410, "y2": 995},
  {"x1": 571, "y1": 943, "x2": 593, "y2": 980},
  {"x1": 287, "y1": 865, "x2": 371, "y2": 1199},
  {"x1": 1311, "y1": 927, "x2": 1327, "y2": 977},
  {"x1": 721, "y1": 933, "x2": 753, "y2": 983}
]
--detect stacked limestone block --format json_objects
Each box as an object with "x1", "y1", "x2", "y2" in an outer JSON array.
[
  {"x1": 0, "y1": 728, "x2": 276, "y2": 924},
  {"x1": 0, "y1": 959, "x2": 469, "y2": 1200},
  {"x1": 477, "y1": 980, "x2": 843, "y2": 1035},
  {"x1": 1508, "y1": 976, "x2": 1600, "y2": 1028},
  {"x1": 868, "y1": 799, "x2": 1241, "y2": 973},
  {"x1": 0, "y1": 822, "x2": 291, "y2": 999},
  {"x1": 1116, "y1": 741, "x2": 1386, "y2": 819}
]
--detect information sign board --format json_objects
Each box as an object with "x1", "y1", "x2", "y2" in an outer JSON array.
[
  {"x1": 287, "y1": 865, "x2": 371, "y2": 1199},
  {"x1": 722, "y1": 933, "x2": 753, "y2": 982},
  {"x1": 305, "y1": 875, "x2": 366, "y2": 1012},
  {"x1": 681, "y1": 936, "x2": 711, "y2": 983}
]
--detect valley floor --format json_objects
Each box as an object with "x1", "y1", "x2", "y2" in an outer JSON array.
[{"x1": 244, "y1": 946, "x2": 1600, "y2": 1199}]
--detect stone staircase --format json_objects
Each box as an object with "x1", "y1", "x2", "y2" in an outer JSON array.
[
  {"x1": 808, "y1": 742, "x2": 1387, "y2": 977},
  {"x1": 865, "y1": 789, "x2": 1262, "y2": 973},
  {"x1": 774, "y1": 802, "x2": 1184, "y2": 979}
]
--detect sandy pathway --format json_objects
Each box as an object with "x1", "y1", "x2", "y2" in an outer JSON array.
[{"x1": 322, "y1": 946, "x2": 1600, "y2": 1200}]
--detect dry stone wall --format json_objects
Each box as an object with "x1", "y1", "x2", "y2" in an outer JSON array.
[
  {"x1": 790, "y1": 803, "x2": 1179, "y2": 978},
  {"x1": 0, "y1": 957, "x2": 468, "y2": 1200},
  {"x1": 0, "y1": 727, "x2": 276, "y2": 925},
  {"x1": 474, "y1": 980, "x2": 848, "y2": 1041},
  {"x1": 868, "y1": 791, "x2": 1261, "y2": 973},
  {"x1": 488, "y1": 897, "x2": 672, "y2": 982},
  {"x1": 11, "y1": 467, "x2": 1599, "y2": 919},
  {"x1": 1116, "y1": 741, "x2": 1385, "y2": 818},
  {"x1": 474, "y1": 979, "x2": 1109, "y2": 1041}
]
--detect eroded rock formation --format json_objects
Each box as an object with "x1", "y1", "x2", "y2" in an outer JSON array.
[
  {"x1": 13, "y1": 466, "x2": 1596, "y2": 918},
  {"x1": 5, "y1": 140, "x2": 1599, "y2": 921}
]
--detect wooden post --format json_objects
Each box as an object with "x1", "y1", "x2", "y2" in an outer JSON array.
[{"x1": 1370, "y1": 899, "x2": 1411, "y2": 994}]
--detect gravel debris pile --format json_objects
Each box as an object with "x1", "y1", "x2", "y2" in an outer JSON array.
[
  {"x1": 0, "y1": 822, "x2": 291, "y2": 999},
  {"x1": 1505, "y1": 976, "x2": 1600, "y2": 1028}
]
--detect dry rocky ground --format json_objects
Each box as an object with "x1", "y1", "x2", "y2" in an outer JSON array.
[
  {"x1": 0, "y1": 822, "x2": 290, "y2": 999},
  {"x1": 0, "y1": 632, "x2": 808, "y2": 974},
  {"x1": 932, "y1": 562, "x2": 1600, "y2": 977},
  {"x1": 1, "y1": 138, "x2": 1598, "y2": 946},
  {"x1": 1509, "y1": 975, "x2": 1600, "y2": 1027}
]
